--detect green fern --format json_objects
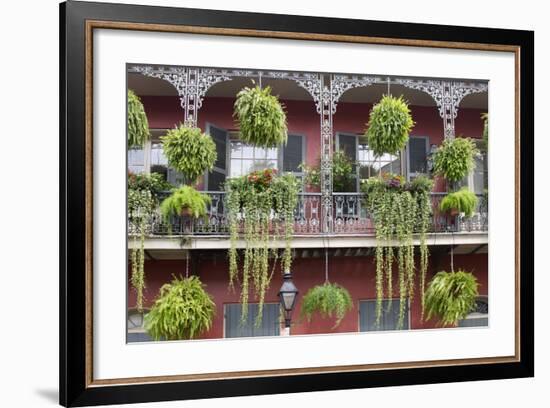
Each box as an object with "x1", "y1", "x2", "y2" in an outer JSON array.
[
  {"x1": 128, "y1": 90, "x2": 151, "y2": 148},
  {"x1": 161, "y1": 124, "x2": 217, "y2": 183},
  {"x1": 424, "y1": 270, "x2": 479, "y2": 326},
  {"x1": 433, "y1": 137, "x2": 479, "y2": 183},
  {"x1": 301, "y1": 283, "x2": 353, "y2": 328},
  {"x1": 365, "y1": 95, "x2": 415, "y2": 156},
  {"x1": 440, "y1": 187, "x2": 478, "y2": 218},
  {"x1": 145, "y1": 275, "x2": 216, "y2": 341},
  {"x1": 233, "y1": 85, "x2": 288, "y2": 148},
  {"x1": 160, "y1": 186, "x2": 211, "y2": 220}
]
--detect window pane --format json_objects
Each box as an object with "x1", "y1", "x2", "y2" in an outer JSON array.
[
  {"x1": 208, "y1": 126, "x2": 228, "y2": 170},
  {"x1": 207, "y1": 170, "x2": 226, "y2": 191},
  {"x1": 225, "y1": 304, "x2": 280, "y2": 338},
  {"x1": 408, "y1": 137, "x2": 428, "y2": 174},
  {"x1": 128, "y1": 148, "x2": 145, "y2": 174},
  {"x1": 359, "y1": 299, "x2": 409, "y2": 331},
  {"x1": 283, "y1": 135, "x2": 303, "y2": 172}
]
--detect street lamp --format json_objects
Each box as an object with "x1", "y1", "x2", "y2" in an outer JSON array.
[{"x1": 278, "y1": 270, "x2": 299, "y2": 335}]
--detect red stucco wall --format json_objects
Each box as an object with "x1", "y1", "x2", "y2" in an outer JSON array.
[
  {"x1": 140, "y1": 95, "x2": 485, "y2": 193},
  {"x1": 128, "y1": 253, "x2": 488, "y2": 338}
]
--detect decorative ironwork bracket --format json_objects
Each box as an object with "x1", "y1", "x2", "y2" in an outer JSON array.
[{"x1": 395, "y1": 79, "x2": 488, "y2": 139}]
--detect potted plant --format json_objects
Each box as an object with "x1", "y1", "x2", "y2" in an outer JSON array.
[
  {"x1": 364, "y1": 95, "x2": 415, "y2": 156},
  {"x1": 161, "y1": 124, "x2": 217, "y2": 183},
  {"x1": 160, "y1": 186, "x2": 211, "y2": 220},
  {"x1": 432, "y1": 137, "x2": 479, "y2": 185},
  {"x1": 440, "y1": 187, "x2": 478, "y2": 218},
  {"x1": 301, "y1": 282, "x2": 353, "y2": 328},
  {"x1": 233, "y1": 85, "x2": 288, "y2": 148},
  {"x1": 127, "y1": 89, "x2": 151, "y2": 148},
  {"x1": 145, "y1": 275, "x2": 216, "y2": 340},
  {"x1": 424, "y1": 270, "x2": 479, "y2": 326}
]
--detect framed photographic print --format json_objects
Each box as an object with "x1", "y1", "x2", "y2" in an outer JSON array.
[{"x1": 59, "y1": 0, "x2": 534, "y2": 406}]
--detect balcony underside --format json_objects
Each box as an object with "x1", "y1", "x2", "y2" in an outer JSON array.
[{"x1": 128, "y1": 232, "x2": 488, "y2": 254}]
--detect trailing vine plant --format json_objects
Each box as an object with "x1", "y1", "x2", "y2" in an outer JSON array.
[
  {"x1": 362, "y1": 174, "x2": 433, "y2": 328},
  {"x1": 128, "y1": 185, "x2": 155, "y2": 312},
  {"x1": 128, "y1": 90, "x2": 151, "y2": 148},
  {"x1": 225, "y1": 169, "x2": 299, "y2": 326}
]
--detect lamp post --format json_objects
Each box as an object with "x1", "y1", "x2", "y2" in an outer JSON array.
[{"x1": 278, "y1": 270, "x2": 299, "y2": 336}]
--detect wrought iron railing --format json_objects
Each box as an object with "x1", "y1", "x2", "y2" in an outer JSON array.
[{"x1": 132, "y1": 191, "x2": 488, "y2": 237}]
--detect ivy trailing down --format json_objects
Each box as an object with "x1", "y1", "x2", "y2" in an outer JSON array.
[
  {"x1": 424, "y1": 270, "x2": 479, "y2": 326},
  {"x1": 233, "y1": 85, "x2": 288, "y2": 148},
  {"x1": 128, "y1": 185, "x2": 155, "y2": 312},
  {"x1": 127, "y1": 173, "x2": 173, "y2": 311},
  {"x1": 161, "y1": 124, "x2": 217, "y2": 183},
  {"x1": 145, "y1": 275, "x2": 216, "y2": 340},
  {"x1": 362, "y1": 174, "x2": 433, "y2": 328},
  {"x1": 301, "y1": 283, "x2": 353, "y2": 328},
  {"x1": 127, "y1": 89, "x2": 151, "y2": 148},
  {"x1": 225, "y1": 169, "x2": 299, "y2": 326}
]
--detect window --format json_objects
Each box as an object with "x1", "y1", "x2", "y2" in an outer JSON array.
[
  {"x1": 337, "y1": 133, "x2": 401, "y2": 190},
  {"x1": 127, "y1": 309, "x2": 152, "y2": 343},
  {"x1": 458, "y1": 297, "x2": 488, "y2": 328},
  {"x1": 205, "y1": 123, "x2": 228, "y2": 191},
  {"x1": 281, "y1": 134, "x2": 305, "y2": 174},
  {"x1": 229, "y1": 138, "x2": 278, "y2": 178},
  {"x1": 224, "y1": 303, "x2": 280, "y2": 338},
  {"x1": 406, "y1": 136, "x2": 429, "y2": 180},
  {"x1": 459, "y1": 139, "x2": 487, "y2": 194},
  {"x1": 128, "y1": 148, "x2": 146, "y2": 174},
  {"x1": 359, "y1": 299, "x2": 409, "y2": 332}
]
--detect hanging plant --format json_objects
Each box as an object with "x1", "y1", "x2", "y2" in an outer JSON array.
[
  {"x1": 128, "y1": 171, "x2": 174, "y2": 202},
  {"x1": 362, "y1": 173, "x2": 433, "y2": 328},
  {"x1": 225, "y1": 169, "x2": 299, "y2": 326},
  {"x1": 481, "y1": 113, "x2": 489, "y2": 151},
  {"x1": 301, "y1": 283, "x2": 353, "y2": 328},
  {"x1": 160, "y1": 186, "x2": 211, "y2": 220},
  {"x1": 440, "y1": 187, "x2": 478, "y2": 218},
  {"x1": 127, "y1": 89, "x2": 151, "y2": 148},
  {"x1": 433, "y1": 137, "x2": 479, "y2": 183},
  {"x1": 365, "y1": 95, "x2": 415, "y2": 156},
  {"x1": 144, "y1": 275, "x2": 216, "y2": 340},
  {"x1": 161, "y1": 124, "x2": 217, "y2": 183},
  {"x1": 233, "y1": 85, "x2": 288, "y2": 148},
  {"x1": 424, "y1": 270, "x2": 479, "y2": 326},
  {"x1": 128, "y1": 186, "x2": 155, "y2": 312}
]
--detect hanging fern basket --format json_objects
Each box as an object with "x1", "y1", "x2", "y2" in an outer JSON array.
[
  {"x1": 161, "y1": 124, "x2": 217, "y2": 184},
  {"x1": 365, "y1": 95, "x2": 415, "y2": 156},
  {"x1": 233, "y1": 85, "x2": 288, "y2": 148},
  {"x1": 424, "y1": 270, "x2": 479, "y2": 326},
  {"x1": 433, "y1": 137, "x2": 479, "y2": 183},
  {"x1": 127, "y1": 89, "x2": 151, "y2": 148},
  {"x1": 301, "y1": 282, "x2": 353, "y2": 328},
  {"x1": 144, "y1": 275, "x2": 216, "y2": 341}
]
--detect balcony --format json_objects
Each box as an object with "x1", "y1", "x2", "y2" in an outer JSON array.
[{"x1": 130, "y1": 191, "x2": 488, "y2": 239}]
